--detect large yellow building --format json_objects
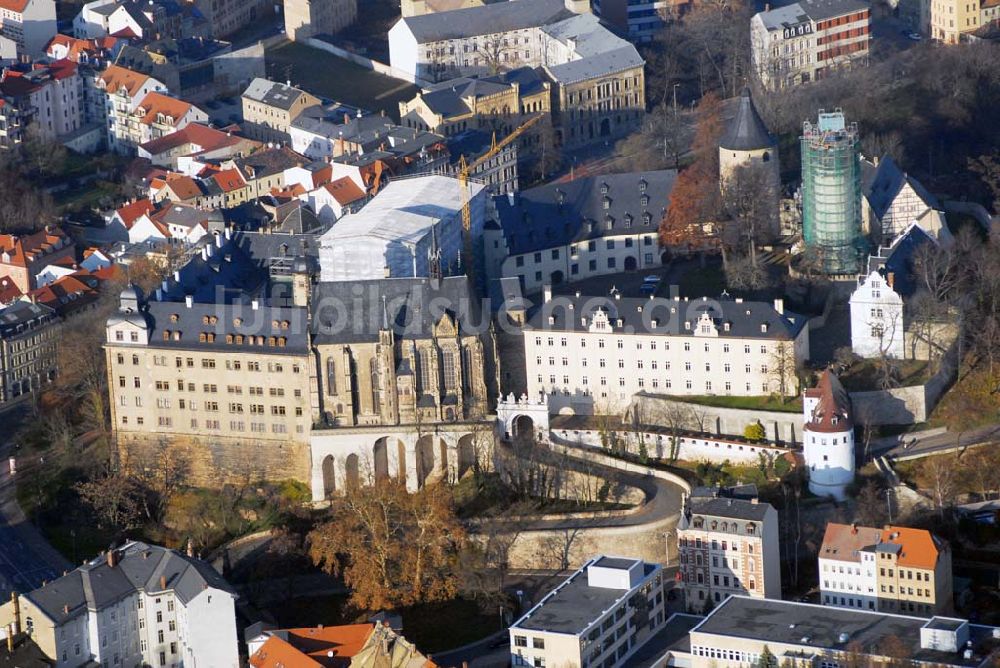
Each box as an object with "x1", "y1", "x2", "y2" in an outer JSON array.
[{"x1": 929, "y1": 0, "x2": 980, "y2": 41}]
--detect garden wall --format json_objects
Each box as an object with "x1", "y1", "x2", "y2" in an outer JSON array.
[
  {"x1": 304, "y1": 37, "x2": 432, "y2": 86},
  {"x1": 628, "y1": 394, "x2": 804, "y2": 444}
]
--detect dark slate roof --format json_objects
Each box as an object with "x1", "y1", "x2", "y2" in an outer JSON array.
[
  {"x1": 494, "y1": 170, "x2": 676, "y2": 256},
  {"x1": 798, "y1": 0, "x2": 870, "y2": 21},
  {"x1": 399, "y1": 0, "x2": 572, "y2": 42},
  {"x1": 863, "y1": 155, "x2": 940, "y2": 221},
  {"x1": 719, "y1": 88, "x2": 774, "y2": 152},
  {"x1": 544, "y1": 44, "x2": 644, "y2": 84},
  {"x1": 235, "y1": 146, "x2": 305, "y2": 180},
  {"x1": 0, "y1": 301, "x2": 56, "y2": 339},
  {"x1": 231, "y1": 231, "x2": 320, "y2": 266},
  {"x1": 864, "y1": 223, "x2": 934, "y2": 298},
  {"x1": 242, "y1": 78, "x2": 312, "y2": 111},
  {"x1": 125, "y1": 297, "x2": 309, "y2": 354},
  {"x1": 158, "y1": 236, "x2": 268, "y2": 303},
  {"x1": 311, "y1": 276, "x2": 483, "y2": 344},
  {"x1": 25, "y1": 541, "x2": 234, "y2": 626},
  {"x1": 524, "y1": 294, "x2": 807, "y2": 341},
  {"x1": 689, "y1": 496, "x2": 772, "y2": 521}
]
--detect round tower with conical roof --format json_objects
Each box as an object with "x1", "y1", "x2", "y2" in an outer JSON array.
[
  {"x1": 802, "y1": 370, "x2": 855, "y2": 501},
  {"x1": 719, "y1": 88, "x2": 779, "y2": 189}
]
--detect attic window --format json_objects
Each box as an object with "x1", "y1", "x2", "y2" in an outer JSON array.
[
  {"x1": 641, "y1": 195, "x2": 649, "y2": 207},
  {"x1": 639, "y1": 179, "x2": 647, "y2": 193},
  {"x1": 684, "y1": 321, "x2": 691, "y2": 330},
  {"x1": 170, "y1": 313, "x2": 179, "y2": 322},
  {"x1": 233, "y1": 317, "x2": 243, "y2": 326},
  {"x1": 199, "y1": 332, "x2": 207, "y2": 342},
  {"x1": 603, "y1": 197, "x2": 611, "y2": 210},
  {"x1": 601, "y1": 182, "x2": 609, "y2": 194},
  {"x1": 624, "y1": 214, "x2": 632, "y2": 228},
  {"x1": 642, "y1": 213, "x2": 651, "y2": 225},
  {"x1": 207, "y1": 333, "x2": 215, "y2": 343},
  {"x1": 281, "y1": 320, "x2": 290, "y2": 329},
  {"x1": 172, "y1": 331, "x2": 181, "y2": 341},
  {"x1": 605, "y1": 216, "x2": 614, "y2": 229},
  {"x1": 235, "y1": 335, "x2": 244, "y2": 344},
  {"x1": 202, "y1": 316, "x2": 210, "y2": 325},
  {"x1": 268, "y1": 336, "x2": 277, "y2": 346},
  {"x1": 723, "y1": 322, "x2": 731, "y2": 331},
  {"x1": 277, "y1": 337, "x2": 286, "y2": 347},
  {"x1": 271, "y1": 320, "x2": 279, "y2": 329},
  {"x1": 761, "y1": 323, "x2": 769, "y2": 333},
  {"x1": 162, "y1": 330, "x2": 170, "y2": 340},
  {"x1": 616, "y1": 318, "x2": 623, "y2": 327},
  {"x1": 226, "y1": 334, "x2": 233, "y2": 344}
]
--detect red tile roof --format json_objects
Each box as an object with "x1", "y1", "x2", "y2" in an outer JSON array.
[
  {"x1": 115, "y1": 198, "x2": 155, "y2": 228},
  {"x1": 323, "y1": 177, "x2": 366, "y2": 206},
  {"x1": 211, "y1": 169, "x2": 245, "y2": 193},
  {"x1": 138, "y1": 123, "x2": 246, "y2": 156},
  {"x1": 162, "y1": 175, "x2": 203, "y2": 201},
  {"x1": 820, "y1": 522, "x2": 946, "y2": 571},
  {"x1": 0, "y1": 228, "x2": 73, "y2": 268},
  {"x1": 804, "y1": 370, "x2": 852, "y2": 433},
  {"x1": 0, "y1": 0, "x2": 31, "y2": 15},
  {"x1": 0, "y1": 276, "x2": 22, "y2": 304}
]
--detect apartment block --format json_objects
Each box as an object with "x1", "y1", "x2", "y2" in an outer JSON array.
[
  {"x1": 508, "y1": 556, "x2": 668, "y2": 668},
  {"x1": 819, "y1": 522, "x2": 953, "y2": 616},
  {"x1": 240, "y1": 77, "x2": 319, "y2": 144},
  {"x1": 751, "y1": 0, "x2": 870, "y2": 90},
  {"x1": 0, "y1": 541, "x2": 239, "y2": 667},
  {"x1": 98, "y1": 64, "x2": 168, "y2": 154},
  {"x1": 677, "y1": 486, "x2": 782, "y2": 612},
  {"x1": 0, "y1": 301, "x2": 58, "y2": 408},
  {"x1": 0, "y1": 59, "x2": 83, "y2": 147},
  {"x1": 930, "y1": 0, "x2": 981, "y2": 40}
]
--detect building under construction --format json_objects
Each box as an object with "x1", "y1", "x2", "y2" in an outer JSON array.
[{"x1": 800, "y1": 110, "x2": 864, "y2": 275}]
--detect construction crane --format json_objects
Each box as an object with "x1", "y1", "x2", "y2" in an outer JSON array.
[{"x1": 458, "y1": 113, "x2": 544, "y2": 282}]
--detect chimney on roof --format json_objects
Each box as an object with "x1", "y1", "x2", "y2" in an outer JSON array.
[
  {"x1": 107, "y1": 549, "x2": 119, "y2": 568},
  {"x1": 887, "y1": 272, "x2": 895, "y2": 288},
  {"x1": 773, "y1": 298, "x2": 784, "y2": 315},
  {"x1": 63, "y1": 604, "x2": 69, "y2": 615},
  {"x1": 186, "y1": 539, "x2": 194, "y2": 558},
  {"x1": 851, "y1": 522, "x2": 858, "y2": 534},
  {"x1": 11, "y1": 592, "x2": 21, "y2": 636},
  {"x1": 159, "y1": 575, "x2": 167, "y2": 590}
]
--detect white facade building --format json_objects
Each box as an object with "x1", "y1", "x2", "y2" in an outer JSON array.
[
  {"x1": 818, "y1": 523, "x2": 882, "y2": 611},
  {"x1": 508, "y1": 556, "x2": 668, "y2": 668},
  {"x1": 678, "y1": 487, "x2": 782, "y2": 613},
  {"x1": 0, "y1": 0, "x2": 56, "y2": 57},
  {"x1": 0, "y1": 541, "x2": 239, "y2": 667},
  {"x1": 487, "y1": 171, "x2": 677, "y2": 295},
  {"x1": 802, "y1": 370, "x2": 854, "y2": 501},
  {"x1": 73, "y1": 0, "x2": 117, "y2": 37},
  {"x1": 522, "y1": 292, "x2": 810, "y2": 415},
  {"x1": 317, "y1": 175, "x2": 487, "y2": 282},
  {"x1": 862, "y1": 155, "x2": 947, "y2": 244},
  {"x1": 849, "y1": 223, "x2": 936, "y2": 360}
]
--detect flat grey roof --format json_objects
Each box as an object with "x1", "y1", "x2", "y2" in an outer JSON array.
[
  {"x1": 693, "y1": 597, "x2": 995, "y2": 668},
  {"x1": 512, "y1": 561, "x2": 658, "y2": 636},
  {"x1": 631, "y1": 614, "x2": 702, "y2": 668},
  {"x1": 594, "y1": 556, "x2": 637, "y2": 570},
  {"x1": 925, "y1": 618, "x2": 966, "y2": 631}
]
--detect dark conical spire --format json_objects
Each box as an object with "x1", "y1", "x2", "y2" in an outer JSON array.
[{"x1": 719, "y1": 87, "x2": 775, "y2": 152}]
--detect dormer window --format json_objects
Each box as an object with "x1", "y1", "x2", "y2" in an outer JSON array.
[
  {"x1": 601, "y1": 182, "x2": 609, "y2": 195},
  {"x1": 624, "y1": 214, "x2": 632, "y2": 228},
  {"x1": 640, "y1": 195, "x2": 649, "y2": 207},
  {"x1": 639, "y1": 178, "x2": 647, "y2": 193},
  {"x1": 605, "y1": 216, "x2": 614, "y2": 229},
  {"x1": 723, "y1": 322, "x2": 731, "y2": 332},
  {"x1": 761, "y1": 323, "x2": 769, "y2": 333},
  {"x1": 170, "y1": 314, "x2": 179, "y2": 322},
  {"x1": 684, "y1": 321, "x2": 691, "y2": 330},
  {"x1": 603, "y1": 196, "x2": 611, "y2": 210},
  {"x1": 642, "y1": 212, "x2": 651, "y2": 225}
]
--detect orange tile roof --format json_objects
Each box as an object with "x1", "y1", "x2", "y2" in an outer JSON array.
[
  {"x1": 115, "y1": 198, "x2": 155, "y2": 228},
  {"x1": 880, "y1": 525, "x2": 943, "y2": 570},
  {"x1": 212, "y1": 169, "x2": 245, "y2": 193},
  {"x1": 163, "y1": 176, "x2": 203, "y2": 201},
  {"x1": 323, "y1": 177, "x2": 366, "y2": 206},
  {"x1": 139, "y1": 122, "x2": 247, "y2": 156},
  {"x1": 0, "y1": 276, "x2": 22, "y2": 304},
  {"x1": 0, "y1": 0, "x2": 31, "y2": 14},
  {"x1": 0, "y1": 228, "x2": 73, "y2": 268},
  {"x1": 820, "y1": 522, "x2": 944, "y2": 570},
  {"x1": 136, "y1": 92, "x2": 195, "y2": 127},
  {"x1": 99, "y1": 64, "x2": 150, "y2": 97},
  {"x1": 250, "y1": 624, "x2": 375, "y2": 668}
]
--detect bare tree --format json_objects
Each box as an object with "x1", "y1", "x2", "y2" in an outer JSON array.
[
  {"x1": 920, "y1": 455, "x2": 957, "y2": 519},
  {"x1": 768, "y1": 341, "x2": 799, "y2": 402}
]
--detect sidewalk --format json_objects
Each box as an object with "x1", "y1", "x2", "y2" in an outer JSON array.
[{"x1": 0, "y1": 440, "x2": 73, "y2": 598}]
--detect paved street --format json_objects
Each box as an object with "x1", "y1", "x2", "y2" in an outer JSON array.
[
  {"x1": 873, "y1": 424, "x2": 1000, "y2": 460},
  {"x1": 0, "y1": 439, "x2": 71, "y2": 600}
]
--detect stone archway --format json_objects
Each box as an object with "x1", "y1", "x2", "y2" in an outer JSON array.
[
  {"x1": 551, "y1": 270, "x2": 564, "y2": 285},
  {"x1": 415, "y1": 435, "x2": 436, "y2": 488},
  {"x1": 321, "y1": 455, "x2": 336, "y2": 499},
  {"x1": 624, "y1": 256, "x2": 638, "y2": 272},
  {"x1": 345, "y1": 454, "x2": 360, "y2": 491},
  {"x1": 513, "y1": 415, "x2": 535, "y2": 442},
  {"x1": 457, "y1": 434, "x2": 476, "y2": 479},
  {"x1": 373, "y1": 438, "x2": 390, "y2": 481}
]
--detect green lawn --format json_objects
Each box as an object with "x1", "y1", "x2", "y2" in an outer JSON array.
[
  {"x1": 670, "y1": 394, "x2": 803, "y2": 413},
  {"x1": 265, "y1": 42, "x2": 418, "y2": 118}
]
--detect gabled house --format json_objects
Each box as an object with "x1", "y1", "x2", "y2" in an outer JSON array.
[
  {"x1": 108, "y1": 197, "x2": 156, "y2": 239},
  {"x1": 131, "y1": 91, "x2": 207, "y2": 146},
  {"x1": 300, "y1": 176, "x2": 366, "y2": 223},
  {"x1": 138, "y1": 122, "x2": 260, "y2": 168},
  {"x1": 862, "y1": 155, "x2": 948, "y2": 244},
  {"x1": 849, "y1": 222, "x2": 950, "y2": 360},
  {"x1": 129, "y1": 202, "x2": 221, "y2": 244},
  {"x1": 0, "y1": 227, "x2": 76, "y2": 293},
  {"x1": 98, "y1": 64, "x2": 167, "y2": 153}
]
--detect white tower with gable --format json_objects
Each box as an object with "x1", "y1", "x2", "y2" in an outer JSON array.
[{"x1": 802, "y1": 370, "x2": 855, "y2": 501}]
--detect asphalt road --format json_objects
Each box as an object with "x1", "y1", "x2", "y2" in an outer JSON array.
[
  {"x1": 0, "y1": 438, "x2": 71, "y2": 600},
  {"x1": 874, "y1": 424, "x2": 1000, "y2": 460}
]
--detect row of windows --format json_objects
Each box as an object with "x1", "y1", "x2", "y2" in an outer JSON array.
[
  {"x1": 123, "y1": 416, "x2": 298, "y2": 434},
  {"x1": 536, "y1": 357, "x2": 771, "y2": 374},
  {"x1": 538, "y1": 375, "x2": 769, "y2": 395},
  {"x1": 534, "y1": 336, "x2": 775, "y2": 355}
]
